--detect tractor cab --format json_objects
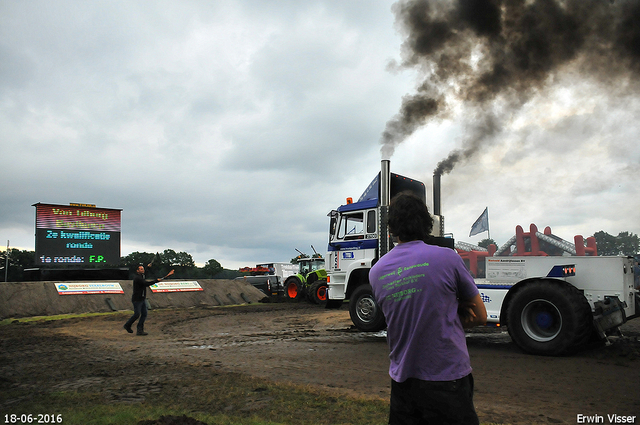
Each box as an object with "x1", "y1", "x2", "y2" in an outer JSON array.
[{"x1": 298, "y1": 257, "x2": 325, "y2": 277}]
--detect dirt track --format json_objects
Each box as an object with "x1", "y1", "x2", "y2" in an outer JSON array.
[{"x1": 1, "y1": 302, "x2": 639, "y2": 424}]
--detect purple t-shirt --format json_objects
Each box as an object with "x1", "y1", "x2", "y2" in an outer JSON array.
[{"x1": 369, "y1": 240, "x2": 479, "y2": 383}]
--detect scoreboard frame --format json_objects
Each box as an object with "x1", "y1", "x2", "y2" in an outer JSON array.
[{"x1": 33, "y1": 203, "x2": 122, "y2": 266}]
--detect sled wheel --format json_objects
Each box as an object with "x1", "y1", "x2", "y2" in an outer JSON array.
[{"x1": 507, "y1": 280, "x2": 592, "y2": 355}]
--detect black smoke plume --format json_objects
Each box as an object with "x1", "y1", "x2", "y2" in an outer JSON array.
[{"x1": 381, "y1": 0, "x2": 640, "y2": 174}]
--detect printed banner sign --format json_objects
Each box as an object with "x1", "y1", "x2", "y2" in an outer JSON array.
[
  {"x1": 150, "y1": 281, "x2": 203, "y2": 293},
  {"x1": 55, "y1": 282, "x2": 124, "y2": 295},
  {"x1": 486, "y1": 258, "x2": 526, "y2": 280}
]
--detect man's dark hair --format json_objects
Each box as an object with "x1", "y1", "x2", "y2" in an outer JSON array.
[{"x1": 388, "y1": 192, "x2": 433, "y2": 242}]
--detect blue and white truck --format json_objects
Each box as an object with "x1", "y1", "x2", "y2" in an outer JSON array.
[{"x1": 325, "y1": 160, "x2": 638, "y2": 355}]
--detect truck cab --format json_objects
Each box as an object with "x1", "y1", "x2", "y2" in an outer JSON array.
[
  {"x1": 325, "y1": 162, "x2": 430, "y2": 330},
  {"x1": 326, "y1": 199, "x2": 379, "y2": 302}
]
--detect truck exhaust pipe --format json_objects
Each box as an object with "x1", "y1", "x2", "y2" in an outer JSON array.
[
  {"x1": 379, "y1": 160, "x2": 391, "y2": 257},
  {"x1": 432, "y1": 172, "x2": 444, "y2": 237},
  {"x1": 433, "y1": 173, "x2": 441, "y2": 216}
]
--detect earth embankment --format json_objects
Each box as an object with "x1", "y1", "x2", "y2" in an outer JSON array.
[{"x1": 0, "y1": 279, "x2": 267, "y2": 319}]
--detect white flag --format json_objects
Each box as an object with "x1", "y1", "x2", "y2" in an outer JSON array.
[{"x1": 469, "y1": 207, "x2": 489, "y2": 237}]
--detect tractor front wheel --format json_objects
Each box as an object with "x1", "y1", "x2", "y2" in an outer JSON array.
[{"x1": 308, "y1": 281, "x2": 328, "y2": 305}]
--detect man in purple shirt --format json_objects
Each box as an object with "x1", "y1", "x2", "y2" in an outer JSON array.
[{"x1": 369, "y1": 193, "x2": 487, "y2": 424}]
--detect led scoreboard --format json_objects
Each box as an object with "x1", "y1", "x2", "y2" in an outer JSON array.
[{"x1": 34, "y1": 203, "x2": 122, "y2": 266}]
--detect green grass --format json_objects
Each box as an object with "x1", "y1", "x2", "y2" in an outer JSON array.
[
  {"x1": 2, "y1": 376, "x2": 505, "y2": 425},
  {"x1": 2, "y1": 374, "x2": 389, "y2": 425},
  {"x1": 0, "y1": 311, "x2": 117, "y2": 325}
]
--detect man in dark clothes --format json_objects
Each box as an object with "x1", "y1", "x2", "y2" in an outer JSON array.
[{"x1": 124, "y1": 264, "x2": 174, "y2": 335}]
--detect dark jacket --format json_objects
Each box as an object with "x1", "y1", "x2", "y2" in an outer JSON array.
[{"x1": 131, "y1": 274, "x2": 160, "y2": 302}]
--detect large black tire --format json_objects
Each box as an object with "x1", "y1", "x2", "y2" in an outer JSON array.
[
  {"x1": 349, "y1": 284, "x2": 386, "y2": 332},
  {"x1": 506, "y1": 280, "x2": 593, "y2": 356},
  {"x1": 308, "y1": 280, "x2": 328, "y2": 305},
  {"x1": 284, "y1": 277, "x2": 304, "y2": 300}
]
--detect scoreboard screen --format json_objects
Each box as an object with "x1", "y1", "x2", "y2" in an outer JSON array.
[{"x1": 34, "y1": 203, "x2": 122, "y2": 266}]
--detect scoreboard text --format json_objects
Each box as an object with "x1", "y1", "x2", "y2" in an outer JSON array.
[{"x1": 34, "y1": 203, "x2": 122, "y2": 266}]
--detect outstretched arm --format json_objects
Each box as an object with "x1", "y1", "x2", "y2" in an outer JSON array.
[
  {"x1": 156, "y1": 270, "x2": 175, "y2": 282},
  {"x1": 458, "y1": 293, "x2": 487, "y2": 329},
  {"x1": 145, "y1": 269, "x2": 175, "y2": 286}
]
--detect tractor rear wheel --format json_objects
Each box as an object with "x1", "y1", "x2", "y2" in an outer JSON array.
[
  {"x1": 284, "y1": 277, "x2": 304, "y2": 300},
  {"x1": 308, "y1": 281, "x2": 328, "y2": 305}
]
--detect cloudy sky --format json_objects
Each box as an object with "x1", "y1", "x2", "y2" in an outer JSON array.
[{"x1": 2, "y1": 0, "x2": 639, "y2": 270}]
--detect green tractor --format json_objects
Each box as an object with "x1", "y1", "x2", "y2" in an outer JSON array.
[{"x1": 284, "y1": 249, "x2": 328, "y2": 304}]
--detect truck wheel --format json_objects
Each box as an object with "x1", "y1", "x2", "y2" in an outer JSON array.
[
  {"x1": 309, "y1": 281, "x2": 328, "y2": 305},
  {"x1": 349, "y1": 284, "x2": 386, "y2": 332},
  {"x1": 507, "y1": 280, "x2": 592, "y2": 355},
  {"x1": 285, "y1": 277, "x2": 304, "y2": 300}
]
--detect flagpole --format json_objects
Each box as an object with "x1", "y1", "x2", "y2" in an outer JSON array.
[
  {"x1": 4, "y1": 240, "x2": 8, "y2": 282},
  {"x1": 486, "y1": 208, "x2": 490, "y2": 241}
]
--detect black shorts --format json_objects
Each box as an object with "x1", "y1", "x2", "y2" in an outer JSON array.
[{"x1": 389, "y1": 374, "x2": 479, "y2": 425}]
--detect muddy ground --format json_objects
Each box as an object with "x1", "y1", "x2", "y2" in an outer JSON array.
[{"x1": 1, "y1": 302, "x2": 639, "y2": 424}]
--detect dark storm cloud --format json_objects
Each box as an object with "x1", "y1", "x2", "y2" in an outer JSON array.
[
  {"x1": 382, "y1": 0, "x2": 640, "y2": 175},
  {"x1": 0, "y1": 1, "x2": 414, "y2": 267}
]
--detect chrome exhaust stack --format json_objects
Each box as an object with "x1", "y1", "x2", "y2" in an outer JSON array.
[
  {"x1": 432, "y1": 173, "x2": 444, "y2": 237},
  {"x1": 379, "y1": 160, "x2": 391, "y2": 257}
]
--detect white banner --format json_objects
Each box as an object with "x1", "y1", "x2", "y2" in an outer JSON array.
[
  {"x1": 55, "y1": 281, "x2": 124, "y2": 295},
  {"x1": 150, "y1": 281, "x2": 203, "y2": 293}
]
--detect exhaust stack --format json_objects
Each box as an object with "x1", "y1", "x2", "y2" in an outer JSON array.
[
  {"x1": 433, "y1": 173, "x2": 441, "y2": 216},
  {"x1": 432, "y1": 173, "x2": 444, "y2": 237},
  {"x1": 379, "y1": 160, "x2": 391, "y2": 257}
]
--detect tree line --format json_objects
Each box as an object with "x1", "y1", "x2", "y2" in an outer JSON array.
[
  {"x1": 1, "y1": 230, "x2": 638, "y2": 282},
  {"x1": 119, "y1": 250, "x2": 240, "y2": 279},
  {"x1": 0, "y1": 249, "x2": 242, "y2": 282}
]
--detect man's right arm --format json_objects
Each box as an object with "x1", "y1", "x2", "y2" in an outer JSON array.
[{"x1": 458, "y1": 293, "x2": 487, "y2": 329}]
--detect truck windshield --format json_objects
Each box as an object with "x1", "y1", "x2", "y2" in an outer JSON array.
[{"x1": 338, "y1": 212, "x2": 364, "y2": 240}]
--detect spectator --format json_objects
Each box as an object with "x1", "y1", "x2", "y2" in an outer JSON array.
[
  {"x1": 369, "y1": 193, "x2": 487, "y2": 424},
  {"x1": 124, "y1": 264, "x2": 174, "y2": 336}
]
